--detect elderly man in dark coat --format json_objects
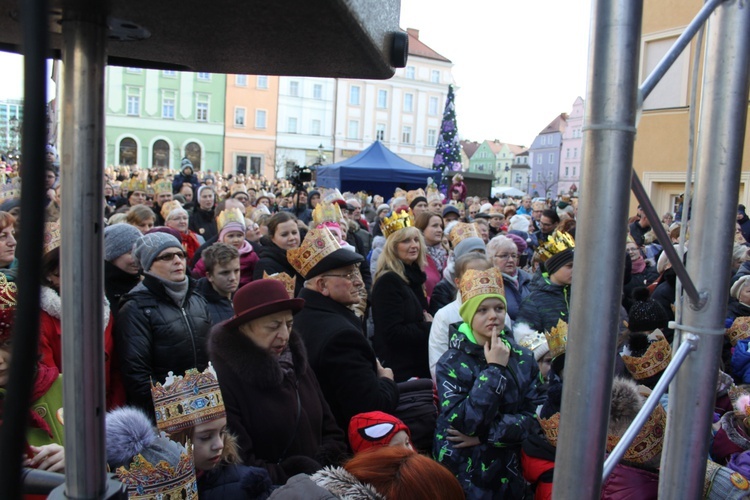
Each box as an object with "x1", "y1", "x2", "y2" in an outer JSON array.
[{"x1": 288, "y1": 226, "x2": 399, "y2": 431}]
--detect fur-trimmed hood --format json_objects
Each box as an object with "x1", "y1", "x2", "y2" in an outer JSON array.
[
  {"x1": 608, "y1": 377, "x2": 645, "y2": 437},
  {"x1": 40, "y1": 285, "x2": 110, "y2": 326},
  {"x1": 209, "y1": 324, "x2": 308, "y2": 389},
  {"x1": 311, "y1": 466, "x2": 384, "y2": 499}
]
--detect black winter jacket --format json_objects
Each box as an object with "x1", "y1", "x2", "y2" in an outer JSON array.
[
  {"x1": 295, "y1": 288, "x2": 399, "y2": 431},
  {"x1": 189, "y1": 206, "x2": 218, "y2": 241},
  {"x1": 198, "y1": 463, "x2": 273, "y2": 500},
  {"x1": 104, "y1": 260, "x2": 140, "y2": 319},
  {"x1": 516, "y1": 273, "x2": 570, "y2": 333},
  {"x1": 115, "y1": 274, "x2": 212, "y2": 414},
  {"x1": 371, "y1": 264, "x2": 431, "y2": 382},
  {"x1": 252, "y1": 237, "x2": 304, "y2": 296},
  {"x1": 195, "y1": 277, "x2": 234, "y2": 326},
  {"x1": 429, "y1": 278, "x2": 456, "y2": 316}
]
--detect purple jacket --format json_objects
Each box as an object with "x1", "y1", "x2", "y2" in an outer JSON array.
[{"x1": 601, "y1": 463, "x2": 659, "y2": 500}]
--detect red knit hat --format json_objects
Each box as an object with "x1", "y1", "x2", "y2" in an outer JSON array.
[{"x1": 348, "y1": 411, "x2": 410, "y2": 453}]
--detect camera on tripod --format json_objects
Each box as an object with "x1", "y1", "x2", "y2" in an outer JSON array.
[{"x1": 287, "y1": 165, "x2": 313, "y2": 190}]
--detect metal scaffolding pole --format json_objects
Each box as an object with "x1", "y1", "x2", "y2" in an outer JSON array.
[
  {"x1": 659, "y1": 1, "x2": 750, "y2": 496},
  {"x1": 552, "y1": 0, "x2": 643, "y2": 498}
]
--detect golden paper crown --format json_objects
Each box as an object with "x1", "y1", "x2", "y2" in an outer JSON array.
[
  {"x1": 160, "y1": 200, "x2": 183, "y2": 221},
  {"x1": 230, "y1": 183, "x2": 248, "y2": 196},
  {"x1": 452, "y1": 201, "x2": 465, "y2": 211},
  {"x1": 0, "y1": 273, "x2": 17, "y2": 310},
  {"x1": 621, "y1": 331, "x2": 671, "y2": 380},
  {"x1": 152, "y1": 180, "x2": 172, "y2": 195},
  {"x1": 43, "y1": 222, "x2": 61, "y2": 255},
  {"x1": 459, "y1": 267, "x2": 505, "y2": 303},
  {"x1": 727, "y1": 317, "x2": 750, "y2": 347},
  {"x1": 448, "y1": 222, "x2": 479, "y2": 248},
  {"x1": 393, "y1": 187, "x2": 407, "y2": 199},
  {"x1": 127, "y1": 178, "x2": 148, "y2": 193},
  {"x1": 321, "y1": 188, "x2": 345, "y2": 205},
  {"x1": 380, "y1": 209, "x2": 415, "y2": 239},
  {"x1": 544, "y1": 319, "x2": 568, "y2": 360},
  {"x1": 150, "y1": 363, "x2": 226, "y2": 435},
  {"x1": 355, "y1": 191, "x2": 369, "y2": 207},
  {"x1": 312, "y1": 201, "x2": 344, "y2": 226},
  {"x1": 406, "y1": 188, "x2": 426, "y2": 206},
  {"x1": 216, "y1": 208, "x2": 246, "y2": 232},
  {"x1": 287, "y1": 226, "x2": 341, "y2": 278},
  {"x1": 606, "y1": 403, "x2": 666, "y2": 465},
  {"x1": 263, "y1": 271, "x2": 296, "y2": 299},
  {"x1": 426, "y1": 186, "x2": 442, "y2": 204},
  {"x1": 538, "y1": 412, "x2": 560, "y2": 447},
  {"x1": 517, "y1": 330, "x2": 548, "y2": 354},
  {"x1": 537, "y1": 231, "x2": 575, "y2": 262},
  {"x1": 115, "y1": 441, "x2": 198, "y2": 500}
]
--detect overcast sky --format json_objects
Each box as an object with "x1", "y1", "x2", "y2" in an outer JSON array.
[{"x1": 0, "y1": 0, "x2": 593, "y2": 147}]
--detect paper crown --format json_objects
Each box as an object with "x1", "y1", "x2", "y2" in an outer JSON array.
[
  {"x1": 0, "y1": 273, "x2": 18, "y2": 344},
  {"x1": 115, "y1": 441, "x2": 198, "y2": 500},
  {"x1": 426, "y1": 186, "x2": 441, "y2": 204},
  {"x1": 606, "y1": 403, "x2": 666, "y2": 465},
  {"x1": 538, "y1": 412, "x2": 560, "y2": 447},
  {"x1": 230, "y1": 183, "x2": 248, "y2": 196},
  {"x1": 406, "y1": 188, "x2": 426, "y2": 206},
  {"x1": 287, "y1": 226, "x2": 342, "y2": 278},
  {"x1": 160, "y1": 200, "x2": 183, "y2": 221},
  {"x1": 544, "y1": 319, "x2": 568, "y2": 360},
  {"x1": 537, "y1": 231, "x2": 576, "y2": 262},
  {"x1": 393, "y1": 187, "x2": 407, "y2": 199},
  {"x1": 0, "y1": 177, "x2": 21, "y2": 201},
  {"x1": 312, "y1": 201, "x2": 344, "y2": 226},
  {"x1": 216, "y1": 208, "x2": 246, "y2": 232},
  {"x1": 449, "y1": 222, "x2": 479, "y2": 248},
  {"x1": 517, "y1": 330, "x2": 547, "y2": 354},
  {"x1": 263, "y1": 271, "x2": 296, "y2": 299},
  {"x1": 43, "y1": 222, "x2": 61, "y2": 255},
  {"x1": 459, "y1": 267, "x2": 505, "y2": 303},
  {"x1": 150, "y1": 363, "x2": 226, "y2": 435},
  {"x1": 152, "y1": 180, "x2": 172, "y2": 195},
  {"x1": 380, "y1": 209, "x2": 415, "y2": 239},
  {"x1": 621, "y1": 331, "x2": 671, "y2": 381},
  {"x1": 322, "y1": 188, "x2": 346, "y2": 205},
  {"x1": 727, "y1": 317, "x2": 750, "y2": 347},
  {"x1": 127, "y1": 178, "x2": 148, "y2": 193}
]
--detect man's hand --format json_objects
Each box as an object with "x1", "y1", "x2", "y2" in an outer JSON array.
[{"x1": 376, "y1": 359, "x2": 394, "y2": 380}]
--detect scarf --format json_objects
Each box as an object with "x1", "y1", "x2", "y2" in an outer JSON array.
[
  {"x1": 426, "y1": 243, "x2": 448, "y2": 273},
  {"x1": 631, "y1": 254, "x2": 647, "y2": 274},
  {"x1": 278, "y1": 346, "x2": 295, "y2": 378},
  {"x1": 146, "y1": 272, "x2": 189, "y2": 307},
  {"x1": 180, "y1": 231, "x2": 201, "y2": 261},
  {"x1": 237, "y1": 239, "x2": 253, "y2": 256},
  {"x1": 502, "y1": 271, "x2": 519, "y2": 290}
]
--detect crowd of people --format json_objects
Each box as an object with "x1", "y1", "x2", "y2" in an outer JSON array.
[{"x1": 3, "y1": 152, "x2": 750, "y2": 499}]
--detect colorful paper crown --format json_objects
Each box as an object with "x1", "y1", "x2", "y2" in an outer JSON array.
[
  {"x1": 216, "y1": 208, "x2": 246, "y2": 232},
  {"x1": 621, "y1": 331, "x2": 671, "y2": 380},
  {"x1": 727, "y1": 317, "x2": 750, "y2": 347},
  {"x1": 380, "y1": 209, "x2": 415, "y2": 239},
  {"x1": 127, "y1": 178, "x2": 148, "y2": 194},
  {"x1": 152, "y1": 180, "x2": 172, "y2": 195},
  {"x1": 287, "y1": 226, "x2": 342, "y2": 278},
  {"x1": 538, "y1": 412, "x2": 560, "y2": 447},
  {"x1": 459, "y1": 267, "x2": 505, "y2": 303},
  {"x1": 406, "y1": 188, "x2": 426, "y2": 206},
  {"x1": 606, "y1": 403, "x2": 666, "y2": 465},
  {"x1": 263, "y1": 271, "x2": 296, "y2": 299},
  {"x1": 544, "y1": 319, "x2": 568, "y2": 360},
  {"x1": 0, "y1": 273, "x2": 18, "y2": 345},
  {"x1": 312, "y1": 201, "x2": 344, "y2": 226},
  {"x1": 230, "y1": 183, "x2": 248, "y2": 196},
  {"x1": 322, "y1": 188, "x2": 346, "y2": 206},
  {"x1": 115, "y1": 441, "x2": 198, "y2": 500},
  {"x1": 0, "y1": 177, "x2": 21, "y2": 201},
  {"x1": 150, "y1": 364, "x2": 226, "y2": 435},
  {"x1": 537, "y1": 231, "x2": 576, "y2": 262},
  {"x1": 448, "y1": 222, "x2": 479, "y2": 248},
  {"x1": 160, "y1": 200, "x2": 183, "y2": 221},
  {"x1": 43, "y1": 222, "x2": 61, "y2": 255},
  {"x1": 393, "y1": 187, "x2": 407, "y2": 199}
]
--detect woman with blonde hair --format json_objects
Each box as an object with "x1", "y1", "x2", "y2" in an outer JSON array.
[
  {"x1": 371, "y1": 225, "x2": 432, "y2": 381},
  {"x1": 125, "y1": 204, "x2": 156, "y2": 234}
]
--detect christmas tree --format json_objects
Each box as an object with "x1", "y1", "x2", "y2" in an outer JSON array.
[{"x1": 432, "y1": 84, "x2": 462, "y2": 189}]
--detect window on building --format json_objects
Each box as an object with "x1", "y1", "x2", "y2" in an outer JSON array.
[
  {"x1": 126, "y1": 89, "x2": 140, "y2": 116},
  {"x1": 565, "y1": 166, "x2": 569, "y2": 177},
  {"x1": 152, "y1": 140, "x2": 170, "y2": 167},
  {"x1": 163, "y1": 70, "x2": 177, "y2": 77},
  {"x1": 376, "y1": 123, "x2": 386, "y2": 141},
  {"x1": 642, "y1": 35, "x2": 689, "y2": 110},
  {"x1": 566, "y1": 148, "x2": 570, "y2": 159},
  {"x1": 536, "y1": 155, "x2": 542, "y2": 165},
  {"x1": 313, "y1": 84, "x2": 323, "y2": 100},
  {"x1": 427, "y1": 129, "x2": 437, "y2": 147},
  {"x1": 541, "y1": 135, "x2": 546, "y2": 145},
  {"x1": 119, "y1": 137, "x2": 137, "y2": 165},
  {"x1": 548, "y1": 153, "x2": 554, "y2": 164},
  {"x1": 349, "y1": 86, "x2": 361, "y2": 105},
  {"x1": 256, "y1": 109, "x2": 267, "y2": 129},
  {"x1": 405, "y1": 66, "x2": 415, "y2": 79},
  {"x1": 195, "y1": 95, "x2": 209, "y2": 122},
  {"x1": 311, "y1": 119, "x2": 321, "y2": 136},
  {"x1": 289, "y1": 81, "x2": 300, "y2": 96},
  {"x1": 185, "y1": 142, "x2": 202, "y2": 170},
  {"x1": 162, "y1": 92, "x2": 175, "y2": 119},
  {"x1": 404, "y1": 93, "x2": 414, "y2": 112},
  {"x1": 197, "y1": 72, "x2": 211, "y2": 81},
  {"x1": 431, "y1": 70, "x2": 440, "y2": 83},
  {"x1": 377, "y1": 89, "x2": 388, "y2": 108},
  {"x1": 348, "y1": 120, "x2": 359, "y2": 139},
  {"x1": 126, "y1": 67, "x2": 142, "y2": 74},
  {"x1": 288, "y1": 117, "x2": 298, "y2": 133},
  {"x1": 537, "y1": 172, "x2": 542, "y2": 181},
  {"x1": 548, "y1": 171, "x2": 554, "y2": 181},
  {"x1": 574, "y1": 148, "x2": 578, "y2": 158},
  {"x1": 401, "y1": 126, "x2": 412, "y2": 144},
  {"x1": 573, "y1": 166, "x2": 577, "y2": 176},
  {"x1": 428, "y1": 96, "x2": 438, "y2": 116},
  {"x1": 234, "y1": 107, "x2": 246, "y2": 127},
  {"x1": 235, "y1": 75, "x2": 247, "y2": 86},
  {"x1": 257, "y1": 75, "x2": 269, "y2": 89}
]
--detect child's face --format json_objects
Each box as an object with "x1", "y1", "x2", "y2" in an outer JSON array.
[
  {"x1": 192, "y1": 417, "x2": 226, "y2": 471},
  {"x1": 471, "y1": 297, "x2": 506, "y2": 341},
  {"x1": 389, "y1": 430, "x2": 413, "y2": 451},
  {"x1": 538, "y1": 352, "x2": 553, "y2": 379}
]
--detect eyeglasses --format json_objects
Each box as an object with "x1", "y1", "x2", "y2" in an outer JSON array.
[
  {"x1": 494, "y1": 253, "x2": 518, "y2": 261},
  {"x1": 154, "y1": 250, "x2": 187, "y2": 262},
  {"x1": 626, "y1": 247, "x2": 641, "y2": 255},
  {"x1": 321, "y1": 271, "x2": 361, "y2": 282}
]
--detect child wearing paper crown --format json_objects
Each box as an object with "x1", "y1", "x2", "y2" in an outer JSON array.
[{"x1": 433, "y1": 267, "x2": 544, "y2": 499}]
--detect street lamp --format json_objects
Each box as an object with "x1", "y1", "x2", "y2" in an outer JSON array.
[{"x1": 314, "y1": 143, "x2": 326, "y2": 166}]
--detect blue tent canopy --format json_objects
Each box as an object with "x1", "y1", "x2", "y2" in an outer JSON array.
[{"x1": 315, "y1": 141, "x2": 439, "y2": 196}]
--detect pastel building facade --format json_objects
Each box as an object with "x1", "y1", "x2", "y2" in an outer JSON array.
[
  {"x1": 529, "y1": 113, "x2": 567, "y2": 198},
  {"x1": 558, "y1": 96, "x2": 584, "y2": 195}
]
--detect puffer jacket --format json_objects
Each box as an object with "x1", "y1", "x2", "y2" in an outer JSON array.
[
  {"x1": 115, "y1": 274, "x2": 212, "y2": 414},
  {"x1": 503, "y1": 269, "x2": 533, "y2": 322},
  {"x1": 252, "y1": 237, "x2": 304, "y2": 296},
  {"x1": 434, "y1": 323, "x2": 544, "y2": 499},
  {"x1": 516, "y1": 273, "x2": 570, "y2": 333}
]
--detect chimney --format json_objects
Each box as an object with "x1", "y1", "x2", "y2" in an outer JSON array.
[{"x1": 406, "y1": 28, "x2": 419, "y2": 39}]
